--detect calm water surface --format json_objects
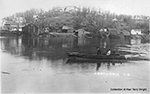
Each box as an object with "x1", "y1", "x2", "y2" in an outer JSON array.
[{"x1": 1, "y1": 36, "x2": 150, "y2": 93}]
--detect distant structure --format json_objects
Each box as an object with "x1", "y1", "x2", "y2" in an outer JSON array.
[
  {"x1": 131, "y1": 29, "x2": 142, "y2": 35},
  {"x1": 1, "y1": 21, "x2": 23, "y2": 32},
  {"x1": 61, "y1": 25, "x2": 74, "y2": 33},
  {"x1": 64, "y1": 6, "x2": 79, "y2": 13},
  {"x1": 22, "y1": 23, "x2": 38, "y2": 36}
]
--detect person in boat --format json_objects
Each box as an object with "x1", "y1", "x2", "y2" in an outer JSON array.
[
  {"x1": 111, "y1": 49, "x2": 120, "y2": 56},
  {"x1": 106, "y1": 49, "x2": 111, "y2": 55},
  {"x1": 100, "y1": 27, "x2": 110, "y2": 38},
  {"x1": 97, "y1": 48, "x2": 102, "y2": 55},
  {"x1": 97, "y1": 48, "x2": 112, "y2": 56}
]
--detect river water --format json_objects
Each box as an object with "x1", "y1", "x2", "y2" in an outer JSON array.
[{"x1": 1, "y1": 36, "x2": 150, "y2": 93}]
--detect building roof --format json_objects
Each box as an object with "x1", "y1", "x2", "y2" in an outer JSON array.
[
  {"x1": 62, "y1": 26, "x2": 73, "y2": 30},
  {"x1": 4, "y1": 21, "x2": 24, "y2": 27}
]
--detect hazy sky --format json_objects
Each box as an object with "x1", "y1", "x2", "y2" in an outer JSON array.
[{"x1": 0, "y1": 0, "x2": 150, "y2": 20}]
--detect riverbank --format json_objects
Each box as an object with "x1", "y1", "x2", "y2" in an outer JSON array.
[
  {"x1": 0, "y1": 30, "x2": 21, "y2": 36},
  {"x1": 39, "y1": 32, "x2": 77, "y2": 38},
  {"x1": 1, "y1": 30, "x2": 150, "y2": 42}
]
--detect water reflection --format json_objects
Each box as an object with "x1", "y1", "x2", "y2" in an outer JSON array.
[
  {"x1": 96, "y1": 62, "x2": 124, "y2": 71},
  {"x1": 97, "y1": 62, "x2": 114, "y2": 71},
  {"x1": 66, "y1": 61, "x2": 123, "y2": 71},
  {"x1": 130, "y1": 38, "x2": 141, "y2": 45},
  {"x1": 1, "y1": 36, "x2": 149, "y2": 93},
  {"x1": 0, "y1": 36, "x2": 147, "y2": 70},
  {"x1": 1, "y1": 36, "x2": 76, "y2": 60}
]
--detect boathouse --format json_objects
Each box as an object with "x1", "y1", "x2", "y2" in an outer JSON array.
[{"x1": 22, "y1": 23, "x2": 38, "y2": 36}]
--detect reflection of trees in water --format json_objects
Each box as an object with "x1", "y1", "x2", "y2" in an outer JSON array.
[
  {"x1": 1, "y1": 37, "x2": 75, "y2": 60},
  {"x1": 1, "y1": 37, "x2": 23, "y2": 55},
  {"x1": 73, "y1": 37, "x2": 101, "y2": 53},
  {"x1": 130, "y1": 38, "x2": 141, "y2": 45},
  {"x1": 99, "y1": 38, "x2": 110, "y2": 48},
  {"x1": 21, "y1": 36, "x2": 75, "y2": 60},
  {"x1": 98, "y1": 37, "x2": 131, "y2": 52},
  {"x1": 1, "y1": 36, "x2": 131, "y2": 61}
]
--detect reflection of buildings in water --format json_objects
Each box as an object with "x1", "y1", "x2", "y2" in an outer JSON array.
[
  {"x1": 21, "y1": 37, "x2": 75, "y2": 60},
  {"x1": 44, "y1": 39, "x2": 49, "y2": 46},
  {"x1": 130, "y1": 38, "x2": 141, "y2": 45},
  {"x1": 0, "y1": 39, "x2": 4, "y2": 50},
  {"x1": 77, "y1": 37, "x2": 90, "y2": 46},
  {"x1": 16, "y1": 38, "x2": 22, "y2": 53},
  {"x1": 123, "y1": 37, "x2": 130, "y2": 44},
  {"x1": 62, "y1": 43, "x2": 68, "y2": 48},
  {"x1": 99, "y1": 38, "x2": 110, "y2": 48},
  {"x1": 1, "y1": 37, "x2": 23, "y2": 54},
  {"x1": 1, "y1": 36, "x2": 135, "y2": 61},
  {"x1": 74, "y1": 37, "x2": 131, "y2": 53},
  {"x1": 1, "y1": 37, "x2": 75, "y2": 61},
  {"x1": 99, "y1": 37, "x2": 127, "y2": 49},
  {"x1": 73, "y1": 37, "x2": 100, "y2": 53},
  {"x1": 109, "y1": 37, "x2": 131, "y2": 47}
]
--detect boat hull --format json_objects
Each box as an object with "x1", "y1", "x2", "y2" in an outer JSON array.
[
  {"x1": 66, "y1": 57, "x2": 127, "y2": 63},
  {"x1": 66, "y1": 52, "x2": 150, "y2": 63}
]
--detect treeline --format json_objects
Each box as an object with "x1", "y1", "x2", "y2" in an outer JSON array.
[{"x1": 2, "y1": 6, "x2": 150, "y2": 33}]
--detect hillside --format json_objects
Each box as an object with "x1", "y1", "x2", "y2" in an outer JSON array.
[{"x1": 2, "y1": 7, "x2": 149, "y2": 36}]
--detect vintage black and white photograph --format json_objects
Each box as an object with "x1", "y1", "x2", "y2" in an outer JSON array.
[{"x1": 0, "y1": 0, "x2": 150, "y2": 93}]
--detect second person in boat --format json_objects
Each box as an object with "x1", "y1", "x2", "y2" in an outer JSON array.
[{"x1": 97, "y1": 48, "x2": 111, "y2": 56}]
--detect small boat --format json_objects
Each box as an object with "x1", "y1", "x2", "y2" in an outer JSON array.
[
  {"x1": 67, "y1": 52, "x2": 125, "y2": 59},
  {"x1": 66, "y1": 52, "x2": 150, "y2": 63}
]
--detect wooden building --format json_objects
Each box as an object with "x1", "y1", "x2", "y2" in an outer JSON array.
[{"x1": 22, "y1": 23, "x2": 38, "y2": 36}]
